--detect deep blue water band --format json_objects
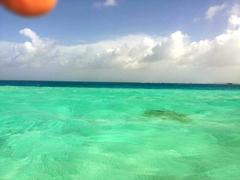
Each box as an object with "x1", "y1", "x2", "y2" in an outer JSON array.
[{"x1": 0, "y1": 80, "x2": 239, "y2": 90}]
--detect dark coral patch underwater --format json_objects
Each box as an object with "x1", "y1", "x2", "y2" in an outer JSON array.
[{"x1": 144, "y1": 109, "x2": 191, "y2": 123}]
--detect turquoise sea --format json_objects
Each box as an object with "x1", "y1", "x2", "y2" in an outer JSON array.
[{"x1": 0, "y1": 81, "x2": 239, "y2": 180}]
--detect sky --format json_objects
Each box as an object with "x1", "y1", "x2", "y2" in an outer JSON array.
[{"x1": 0, "y1": 0, "x2": 240, "y2": 83}]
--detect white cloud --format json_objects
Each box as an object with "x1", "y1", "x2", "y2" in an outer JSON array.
[
  {"x1": 19, "y1": 28, "x2": 43, "y2": 53},
  {"x1": 228, "y1": 4, "x2": 240, "y2": 29},
  {"x1": 229, "y1": 4, "x2": 240, "y2": 16},
  {"x1": 104, "y1": 0, "x2": 117, "y2": 7},
  {"x1": 205, "y1": 3, "x2": 227, "y2": 20},
  {"x1": 228, "y1": 15, "x2": 240, "y2": 28},
  {"x1": 1, "y1": 8, "x2": 240, "y2": 83},
  {"x1": 94, "y1": 0, "x2": 117, "y2": 8}
]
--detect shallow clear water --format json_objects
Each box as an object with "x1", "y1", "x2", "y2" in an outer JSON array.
[{"x1": 0, "y1": 84, "x2": 239, "y2": 179}]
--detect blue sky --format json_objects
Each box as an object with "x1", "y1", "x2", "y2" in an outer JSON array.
[
  {"x1": 0, "y1": 0, "x2": 240, "y2": 83},
  {"x1": 0, "y1": 0, "x2": 230, "y2": 43}
]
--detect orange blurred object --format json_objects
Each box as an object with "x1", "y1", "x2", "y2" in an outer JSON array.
[{"x1": 1, "y1": 0, "x2": 57, "y2": 17}]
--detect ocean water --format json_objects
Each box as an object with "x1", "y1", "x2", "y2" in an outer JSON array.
[{"x1": 0, "y1": 82, "x2": 239, "y2": 180}]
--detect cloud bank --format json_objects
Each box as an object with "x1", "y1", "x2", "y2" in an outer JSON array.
[{"x1": 0, "y1": 6, "x2": 240, "y2": 83}]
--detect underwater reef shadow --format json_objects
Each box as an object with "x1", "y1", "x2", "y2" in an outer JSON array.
[
  {"x1": 0, "y1": 136, "x2": 7, "y2": 149},
  {"x1": 144, "y1": 109, "x2": 191, "y2": 123}
]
